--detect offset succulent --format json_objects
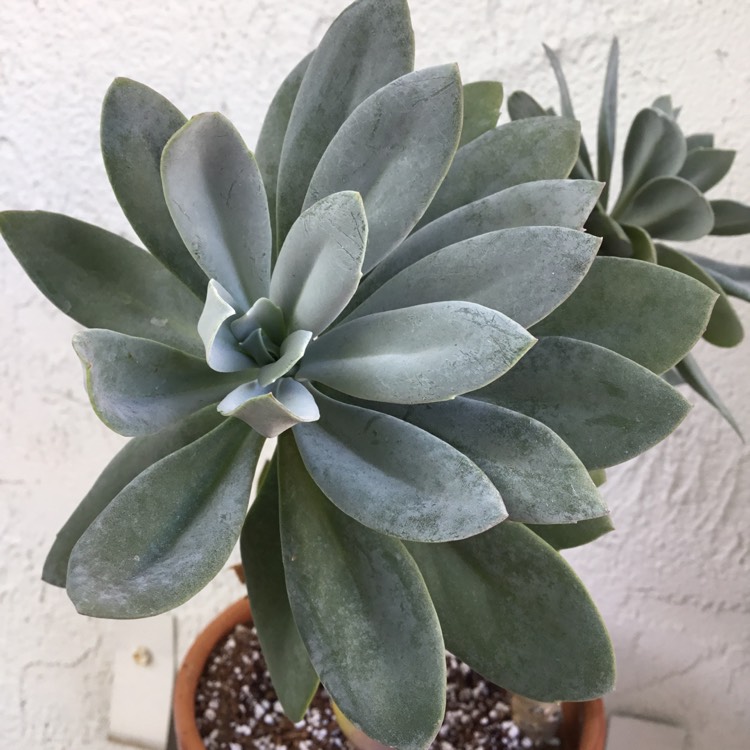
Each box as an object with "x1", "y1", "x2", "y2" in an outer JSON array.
[
  {"x1": 0, "y1": 1, "x2": 723, "y2": 748},
  {"x1": 509, "y1": 40, "x2": 750, "y2": 434}
]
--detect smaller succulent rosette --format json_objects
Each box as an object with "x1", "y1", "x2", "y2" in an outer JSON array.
[
  {"x1": 509, "y1": 40, "x2": 750, "y2": 434},
  {"x1": 0, "y1": 1, "x2": 721, "y2": 748}
]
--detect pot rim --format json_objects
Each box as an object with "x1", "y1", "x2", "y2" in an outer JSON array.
[{"x1": 173, "y1": 597, "x2": 252, "y2": 750}]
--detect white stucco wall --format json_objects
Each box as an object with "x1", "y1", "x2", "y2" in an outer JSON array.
[{"x1": 1, "y1": 1, "x2": 748, "y2": 748}]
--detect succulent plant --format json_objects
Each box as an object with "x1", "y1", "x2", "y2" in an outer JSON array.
[
  {"x1": 0, "y1": 1, "x2": 725, "y2": 748},
  {"x1": 509, "y1": 40, "x2": 750, "y2": 435}
]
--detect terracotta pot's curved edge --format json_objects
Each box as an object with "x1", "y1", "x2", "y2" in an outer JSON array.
[
  {"x1": 562, "y1": 698, "x2": 607, "y2": 750},
  {"x1": 173, "y1": 597, "x2": 252, "y2": 750}
]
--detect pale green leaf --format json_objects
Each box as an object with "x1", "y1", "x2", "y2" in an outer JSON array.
[
  {"x1": 305, "y1": 65, "x2": 462, "y2": 272},
  {"x1": 710, "y1": 199, "x2": 750, "y2": 236},
  {"x1": 162, "y1": 113, "x2": 271, "y2": 310},
  {"x1": 240, "y1": 457, "x2": 319, "y2": 720},
  {"x1": 686, "y1": 133, "x2": 714, "y2": 151},
  {"x1": 622, "y1": 224, "x2": 656, "y2": 263},
  {"x1": 293, "y1": 391, "x2": 505, "y2": 542},
  {"x1": 356, "y1": 180, "x2": 602, "y2": 304},
  {"x1": 67, "y1": 419, "x2": 263, "y2": 617},
  {"x1": 347, "y1": 227, "x2": 600, "y2": 328},
  {"x1": 0, "y1": 211, "x2": 204, "y2": 356},
  {"x1": 613, "y1": 107, "x2": 687, "y2": 215},
  {"x1": 419, "y1": 117, "x2": 581, "y2": 225},
  {"x1": 100, "y1": 78, "x2": 207, "y2": 298},
  {"x1": 255, "y1": 51, "x2": 314, "y2": 255},
  {"x1": 676, "y1": 353, "x2": 743, "y2": 438},
  {"x1": 471, "y1": 336, "x2": 691, "y2": 469},
  {"x1": 597, "y1": 38, "x2": 619, "y2": 207},
  {"x1": 271, "y1": 192, "x2": 367, "y2": 335},
  {"x1": 72, "y1": 330, "x2": 248, "y2": 436},
  {"x1": 527, "y1": 515, "x2": 614, "y2": 550},
  {"x1": 299, "y1": 301, "x2": 535, "y2": 403},
  {"x1": 507, "y1": 90, "x2": 547, "y2": 120},
  {"x1": 678, "y1": 148, "x2": 735, "y2": 192},
  {"x1": 390, "y1": 397, "x2": 606, "y2": 524},
  {"x1": 276, "y1": 0, "x2": 414, "y2": 244},
  {"x1": 532, "y1": 257, "x2": 718, "y2": 373},
  {"x1": 279, "y1": 434, "x2": 445, "y2": 750},
  {"x1": 656, "y1": 244, "x2": 743, "y2": 348},
  {"x1": 618, "y1": 176, "x2": 715, "y2": 241},
  {"x1": 685, "y1": 252, "x2": 750, "y2": 303},
  {"x1": 460, "y1": 81, "x2": 503, "y2": 146},
  {"x1": 218, "y1": 378, "x2": 319, "y2": 439},
  {"x1": 43, "y1": 406, "x2": 224, "y2": 587},
  {"x1": 407, "y1": 521, "x2": 615, "y2": 701}
]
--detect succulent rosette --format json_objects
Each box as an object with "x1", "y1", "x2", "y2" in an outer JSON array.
[
  {"x1": 509, "y1": 40, "x2": 750, "y2": 435},
  {"x1": 0, "y1": 1, "x2": 720, "y2": 747}
]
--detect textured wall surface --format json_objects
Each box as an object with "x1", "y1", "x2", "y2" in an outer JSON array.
[{"x1": 1, "y1": 1, "x2": 748, "y2": 748}]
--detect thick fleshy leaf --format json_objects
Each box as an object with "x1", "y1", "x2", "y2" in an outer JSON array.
[
  {"x1": 240, "y1": 457, "x2": 319, "y2": 720},
  {"x1": 67, "y1": 419, "x2": 262, "y2": 617},
  {"x1": 686, "y1": 133, "x2": 714, "y2": 151},
  {"x1": 585, "y1": 209, "x2": 632, "y2": 257},
  {"x1": 676, "y1": 353, "x2": 743, "y2": 438},
  {"x1": 652, "y1": 95, "x2": 678, "y2": 118},
  {"x1": 471, "y1": 336, "x2": 691, "y2": 469},
  {"x1": 613, "y1": 107, "x2": 686, "y2": 214},
  {"x1": 255, "y1": 51, "x2": 314, "y2": 254},
  {"x1": 231, "y1": 297, "x2": 286, "y2": 344},
  {"x1": 618, "y1": 176, "x2": 715, "y2": 241},
  {"x1": 348, "y1": 227, "x2": 600, "y2": 328},
  {"x1": 305, "y1": 65, "x2": 462, "y2": 272},
  {"x1": 656, "y1": 245, "x2": 743, "y2": 348},
  {"x1": 279, "y1": 434, "x2": 445, "y2": 750},
  {"x1": 621, "y1": 224, "x2": 656, "y2": 263},
  {"x1": 507, "y1": 90, "x2": 547, "y2": 120},
  {"x1": 685, "y1": 252, "x2": 750, "y2": 303},
  {"x1": 162, "y1": 113, "x2": 271, "y2": 309},
  {"x1": 270, "y1": 192, "x2": 367, "y2": 334},
  {"x1": 257, "y1": 331, "x2": 312, "y2": 387},
  {"x1": 218, "y1": 378, "x2": 319, "y2": 438},
  {"x1": 0, "y1": 211, "x2": 204, "y2": 356},
  {"x1": 293, "y1": 392, "x2": 505, "y2": 542},
  {"x1": 532, "y1": 257, "x2": 718, "y2": 373},
  {"x1": 356, "y1": 180, "x2": 602, "y2": 302},
  {"x1": 678, "y1": 148, "x2": 735, "y2": 192},
  {"x1": 597, "y1": 38, "x2": 619, "y2": 207},
  {"x1": 299, "y1": 301, "x2": 535, "y2": 403},
  {"x1": 275, "y1": 0, "x2": 414, "y2": 244},
  {"x1": 100, "y1": 78, "x2": 207, "y2": 298},
  {"x1": 389, "y1": 397, "x2": 605, "y2": 524},
  {"x1": 542, "y1": 44, "x2": 595, "y2": 179},
  {"x1": 43, "y1": 406, "x2": 224, "y2": 587},
  {"x1": 419, "y1": 117, "x2": 581, "y2": 225},
  {"x1": 460, "y1": 81, "x2": 503, "y2": 146},
  {"x1": 407, "y1": 521, "x2": 615, "y2": 701},
  {"x1": 709, "y1": 199, "x2": 750, "y2": 236},
  {"x1": 198, "y1": 280, "x2": 255, "y2": 373},
  {"x1": 73, "y1": 330, "x2": 248, "y2": 436},
  {"x1": 528, "y1": 515, "x2": 614, "y2": 550}
]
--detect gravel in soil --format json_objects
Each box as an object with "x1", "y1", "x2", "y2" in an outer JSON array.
[{"x1": 196, "y1": 622, "x2": 559, "y2": 750}]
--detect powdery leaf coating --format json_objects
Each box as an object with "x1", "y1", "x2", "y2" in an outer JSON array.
[
  {"x1": 294, "y1": 391, "x2": 506, "y2": 542},
  {"x1": 67, "y1": 419, "x2": 263, "y2": 618},
  {"x1": 100, "y1": 77, "x2": 208, "y2": 298},
  {"x1": 162, "y1": 113, "x2": 272, "y2": 310},
  {"x1": 299, "y1": 301, "x2": 535, "y2": 403},
  {"x1": 240, "y1": 459, "x2": 320, "y2": 721},
  {"x1": 279, "y1": 434, "x2": 446, "y2": 750},
  {"x1": 407, "y1": 521, "x2": 615, "y2": 701},
  {"x1": 532, "y1": 256, "x2": 718, "y2": 374},
  {"x1": 471, "y1": 336, "x2": 691, "y2": 469}
]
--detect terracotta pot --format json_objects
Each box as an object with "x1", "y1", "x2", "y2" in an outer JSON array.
[
  {"x1": 173, "y1": 597, "x2": 252, "y2": 750},
  {"x1": 173, "y1": 597, "x2": 607, "y2": 750}
]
